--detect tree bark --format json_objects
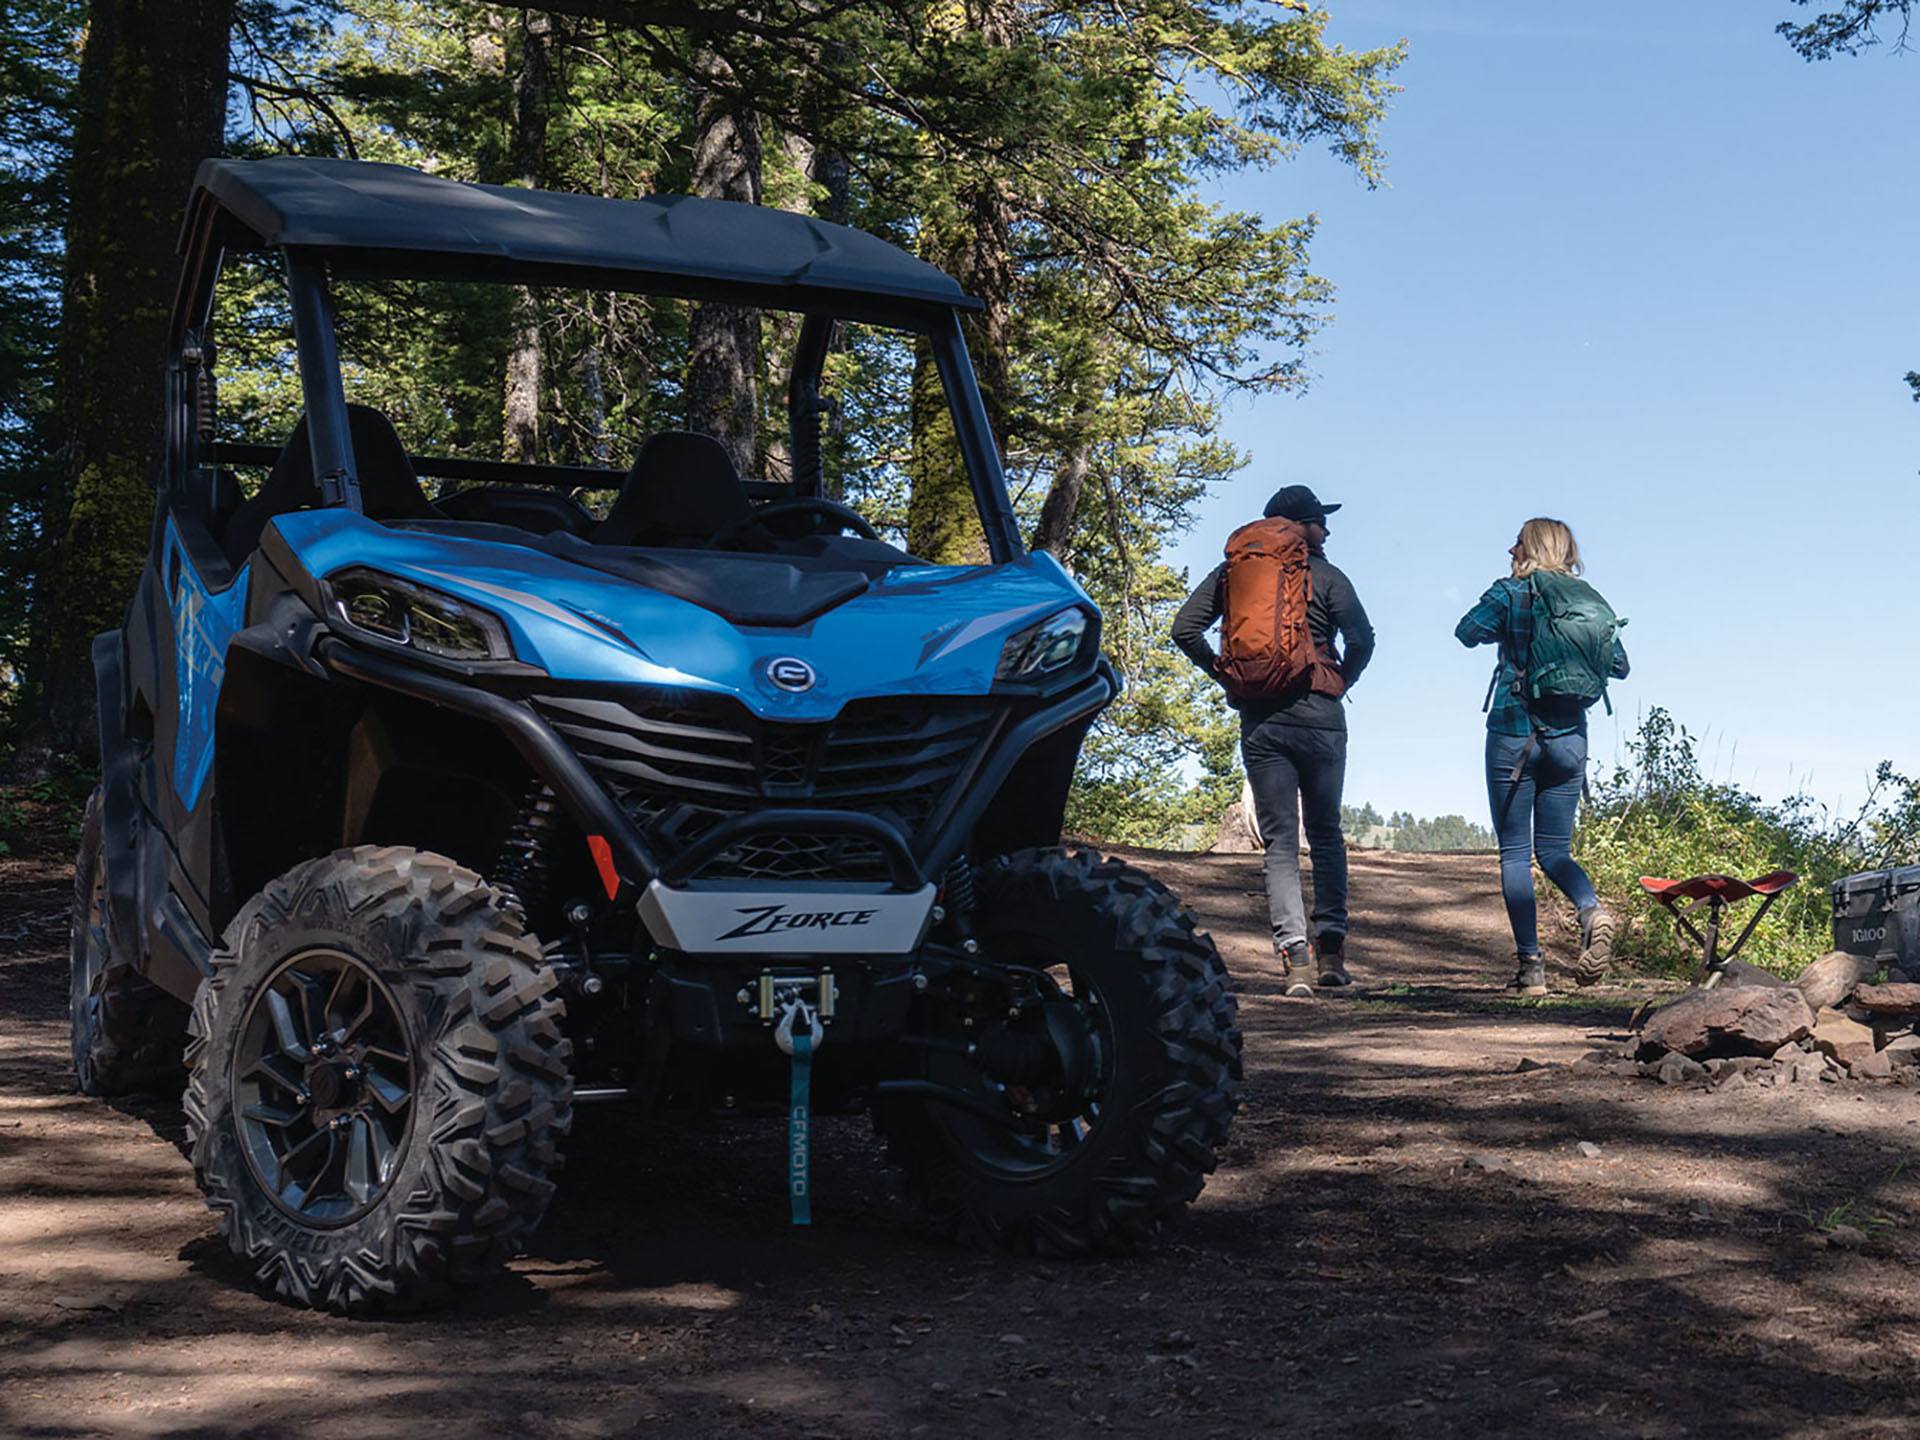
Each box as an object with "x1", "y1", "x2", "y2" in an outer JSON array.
[
  {"x1": 1029, "y1": 401, "x2": 1096, "y2": 562},
  {"x1": 502, "y1": 10, "x2": 552, "y2": 465},
  {"x1": 760, "y1": 127, "x2": 814, "y2": 485},
  {"x1": 23, "y1": 0, "x2": 232, "y2": 765},
  {"x1": 685, "y1": 51, "x2": 762, "y2": 477}
]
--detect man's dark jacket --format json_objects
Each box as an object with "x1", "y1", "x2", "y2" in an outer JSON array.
[{"x1": 1171, "y1": 552, "x2": 1376, "y2": 731}]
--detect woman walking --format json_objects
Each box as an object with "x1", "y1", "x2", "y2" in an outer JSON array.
[{"x1": 1456, "y1": 518, "x2": 1627, "y2": 995}]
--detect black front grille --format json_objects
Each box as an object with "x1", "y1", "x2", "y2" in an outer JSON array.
[{"x1": 533, "y1": 693, "x2": 1000, "y2": 882}]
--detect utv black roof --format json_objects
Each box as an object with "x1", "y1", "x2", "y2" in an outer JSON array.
[{"x1": 186, "y1": 156, "x2": 981, "y2": 320}]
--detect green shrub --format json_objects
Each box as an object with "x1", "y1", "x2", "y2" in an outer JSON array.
[{"x1": 1574, "y1": 708, "x2": 1920, "y2": 978}]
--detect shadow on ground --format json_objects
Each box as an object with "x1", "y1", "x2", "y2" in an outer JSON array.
[{"x1": 1, "y1": 846, "x2": 1915, "y2": 1439}]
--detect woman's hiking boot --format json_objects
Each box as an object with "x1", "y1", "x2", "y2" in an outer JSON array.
[
  {"x1": 1506, "y1": 952, "x2": 1548, "y2": 997},
  {"x1": 1315, "y1": 933, "x2": 1352, "y2": 988},
  {"x1": 1575, "y1": 905, "x2": 1615, "y2": 987},
  {"x1": 1281, "y1": 941, "x2": 1315, "y2": 999}
]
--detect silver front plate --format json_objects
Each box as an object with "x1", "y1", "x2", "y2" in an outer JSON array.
[{"x1": 637, "y1": 880, "x2": 937, "y2": 955}]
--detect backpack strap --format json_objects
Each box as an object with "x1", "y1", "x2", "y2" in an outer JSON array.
[{"x1": 1510, "y1": 581, "x2": 1536, "y2": 706}]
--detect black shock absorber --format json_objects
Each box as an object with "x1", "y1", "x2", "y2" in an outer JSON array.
[
  {"x1": 941, "y1": 853, "x2": 977, "y2": 942},
  {"x1": 492, "y1": 783, "x2": 559, "y2": 919}
]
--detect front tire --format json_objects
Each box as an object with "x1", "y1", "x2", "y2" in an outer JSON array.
[
  {"x1": 184, "y1": 847, "x2": 572, "y2": 1315},
  {"x1": 878, "y1": 847, "x2": 1242, "y2": 1255},
  {"x1": 69, "y1": 787, "x2": 188, "y2": 1096}
]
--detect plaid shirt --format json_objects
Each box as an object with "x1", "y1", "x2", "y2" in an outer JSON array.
[{"x1": 1455, "y1": 577, "x2": 1629, "y2": 737}]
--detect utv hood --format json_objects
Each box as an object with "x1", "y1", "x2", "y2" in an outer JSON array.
[{"x1": 271, "y1": 511, "x2": 1095, "y2": 720}]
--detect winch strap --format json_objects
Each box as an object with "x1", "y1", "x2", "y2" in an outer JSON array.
[{"x1": 787, "y1": 1028, "x2": 814, "y2": 1226}]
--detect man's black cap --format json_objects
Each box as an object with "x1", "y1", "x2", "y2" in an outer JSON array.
[{"x1": 1263, "y1": 484, "x2": 1342, "y2": 522}]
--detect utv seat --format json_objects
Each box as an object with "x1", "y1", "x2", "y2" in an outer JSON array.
[
  {"x1": 223, "y1": 405, "x2": 441, "y2": 565},
  {"x1": 592, "y1": 431, "x2": 751, "y2": 548}
]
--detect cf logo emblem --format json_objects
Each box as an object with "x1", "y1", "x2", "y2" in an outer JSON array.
[{"x1": 767, "y1": 656, "x2": 816, "y2": 692}]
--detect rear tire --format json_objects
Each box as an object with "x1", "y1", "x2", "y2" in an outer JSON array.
[
  {"x1": 69, "y1": 787, "x2": 187, "y2": 1096},
  {"x1": 184, "y1": 847, "x2": 572, "y2": 1315},
  {"x1": 878, "y1": 847, "x2": 1241, "y2": 1255}
]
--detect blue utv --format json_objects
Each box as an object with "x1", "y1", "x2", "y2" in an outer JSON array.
[{"x1": 72, "y1": 157, "x2": 1241, "y2": 1314}]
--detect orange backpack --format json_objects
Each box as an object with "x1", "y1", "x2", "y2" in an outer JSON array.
[{"x1": 1216, "y1": 518, "x2": 1344, "y2": 702}]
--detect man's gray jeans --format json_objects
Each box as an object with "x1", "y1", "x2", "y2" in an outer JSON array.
[{"x1": 1242, "y1": 721, "x2": 1349, "y2": 954}]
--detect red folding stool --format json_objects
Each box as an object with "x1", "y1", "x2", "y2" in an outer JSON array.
[{"x1": 1638, "y1": 871, "x2": 1800, "y2": 988}]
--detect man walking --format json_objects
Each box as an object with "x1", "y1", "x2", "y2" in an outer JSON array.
[{"x1": 1172, "y1": 485, "x2": 1375, "y2": 998}]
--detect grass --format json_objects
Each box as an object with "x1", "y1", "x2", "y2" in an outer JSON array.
[
  {"x1": 1574, "y1": 708, "x2": 1920, "y2": 980},
  {"x1": 1803, "y1": 1160, "x2": 1908, "y2": 1238}
]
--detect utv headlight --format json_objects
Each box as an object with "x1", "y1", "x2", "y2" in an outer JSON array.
[
  {"x1": 995, "y1": 606, "x2": 1092, "y2": 682},
  {"x1": 326, "y1": 568, "x2": 512, "y2": 662}
]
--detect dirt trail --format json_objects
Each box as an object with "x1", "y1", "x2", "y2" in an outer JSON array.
[{"x1": 2, "y1": 844, "x2": 1917, "y2": 1439}]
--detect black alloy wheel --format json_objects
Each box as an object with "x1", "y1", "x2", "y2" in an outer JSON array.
[
  {"x1": 232, "y1": 950, "x2": 414, "y2": 1224},
  {"x1": 927, "y1": 959, "x2": 1115, "y2": 1177}
]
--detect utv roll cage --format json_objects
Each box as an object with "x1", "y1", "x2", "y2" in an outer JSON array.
[{"x1": 166, "y1": 156, "x2": 1023, "y2": 560}]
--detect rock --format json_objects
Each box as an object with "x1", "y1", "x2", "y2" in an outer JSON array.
[
  {"x1": 1718, "y1": 958, "x2": 1789, "y2": 988},
  {"x1": 1849, "y1": 983, "x2": 1920, "y2": 1016},
  {"x1": 51, "y1": 1294, "x2": 117, "y2": 1312},
  {"x1": 1513, "y1": 1057, "x2": 1553, "y2": 1073},
  {"x1": 1878, "y1": 1033, "x2": 1920, "y2": 1067},
  {"x1": 1811, "y1": 1007, "x2": 1877, "y2": 1066},
  {"x1": 1211, "y1": 780, "x2": 1264, "y2": 853},
  {"x1": 1825, "y1": 1224, "x2": 1870, "y2": 1251},
  {"x1": 1576, "y1": 1141, "x2": 1603, "y2": 1159},
  {"x1": 1849, "y1": 1050, "x2": 1895, "y2": 1080},
  {"x1": 1795, "y1": 951, "x2": 1882, "y2": 1011},
  {"x1": 1571, "y1": 1050, "x2": 1613, "y2": 1072},
  {"x1": 1652, "y1": 1053, "x2": 1707, "y2": 1085},
  {"x1": 1462, "y1": 1153, "x2": 1516, "y2": 1174},
  {"x1": 1635, "y1": 985, "x2": 1815, "y2": 1059}
]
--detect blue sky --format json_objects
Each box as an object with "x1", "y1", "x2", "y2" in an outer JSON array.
[{"x1": 1175, "y1": 0, "x2": 1919, "y2": 823}]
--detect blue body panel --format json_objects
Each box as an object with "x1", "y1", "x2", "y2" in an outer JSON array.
[
  {"x1": 271, "y1": 510, "x2": 1092, "y2": 716},
  {"x1": 167, "y1": 520, "x2": 251, "y2": 809}
]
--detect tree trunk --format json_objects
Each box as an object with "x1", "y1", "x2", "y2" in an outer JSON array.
[
  {"x1": 502, "y1": 11, "x2": 552, "y2": 465},
  {"x1": 23, "y1": 0, "x2": 232, "y2": 766},
  {"x1": 685, "y1": 51, "x2": 762, "y2": 477},
  {"x1": 1030, "y1": 401, "x2": 1096, "y2": 562},
  {"x1": 761, "y1": 127, "x2": 814, "y2": 485}
]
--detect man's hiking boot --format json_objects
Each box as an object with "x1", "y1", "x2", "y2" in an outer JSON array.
[
  {"x1": 1280, "y1": 941, "x2": 1315, "y2": 999},
  {"x1": 1575, "y1": 905, "x2": 1615, "y2": 987},
  {"x1": 1315, "y1": 933, "x2": 1352, "y2": 988},
  {"x1": 1506, "y1": 953, "x2": 1548, "y2": 997}
]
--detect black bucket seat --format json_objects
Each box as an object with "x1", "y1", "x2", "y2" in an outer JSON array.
[
  {"x1": 223, "y1": 404, "x2": 441, "y2": 565},
  {"x1": 592, "y1": 431, "x2": 752, "y2": 549}
]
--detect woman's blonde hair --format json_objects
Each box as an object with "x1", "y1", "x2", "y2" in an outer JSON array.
[{"x1": 1511, "y1": 517, "x2": 1583, "y2": 578}]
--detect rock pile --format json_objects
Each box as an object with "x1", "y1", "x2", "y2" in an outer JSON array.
[{"x1": 1600, "y1": 951, "x2": 1920, "y2": 1088}]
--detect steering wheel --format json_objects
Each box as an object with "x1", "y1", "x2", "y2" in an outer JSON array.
[{"x1": 708, "y1": 496, "x2": 880, "y2": 549}]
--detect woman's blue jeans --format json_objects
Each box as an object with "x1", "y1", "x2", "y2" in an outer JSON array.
[{"x1": 1485, "y1": 730, "x2": 1599, "y2": 956}]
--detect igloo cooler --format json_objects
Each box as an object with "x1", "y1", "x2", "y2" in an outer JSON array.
[{"x1": 1831, "y1": 865, "x2": 1920, "y2": 972}]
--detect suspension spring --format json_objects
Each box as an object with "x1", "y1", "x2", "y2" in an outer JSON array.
[
  {"x1": 942, "y1": 854, "x2": 977, "y2": 920},
  {"x1": 492, "y1": 783, "x2": 559, "y2": 918}
]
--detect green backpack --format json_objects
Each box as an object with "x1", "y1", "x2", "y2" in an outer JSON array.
[{"x1": 1516, "y1": 570, "x2": 1624, "y2": 716}]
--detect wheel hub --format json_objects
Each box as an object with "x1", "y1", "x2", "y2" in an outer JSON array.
[{"x1": 303, "y1": 1059, "x2": 357, "y2": 1112}]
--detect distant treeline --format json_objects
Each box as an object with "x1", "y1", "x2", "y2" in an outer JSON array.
[{"x1": 1341, "y1": 803, "x2": 1494, "y2": 853}]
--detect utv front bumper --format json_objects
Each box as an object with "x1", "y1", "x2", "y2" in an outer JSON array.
[{"x1": 316, "y1": 636, "x2": 1115, "y2": 949}]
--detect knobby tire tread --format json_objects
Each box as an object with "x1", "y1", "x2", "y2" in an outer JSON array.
[
  {"x1": 183, "y1": 846, "x2": 572, "y2": 1315},
  {"x1": 878, "y1": 846, "x2": 1242, "y2": 1257}
]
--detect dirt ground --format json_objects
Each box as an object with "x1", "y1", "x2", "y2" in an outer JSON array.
[{"x1": 3, "y1": 836, "x2": 1917, "y2": 1440}]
